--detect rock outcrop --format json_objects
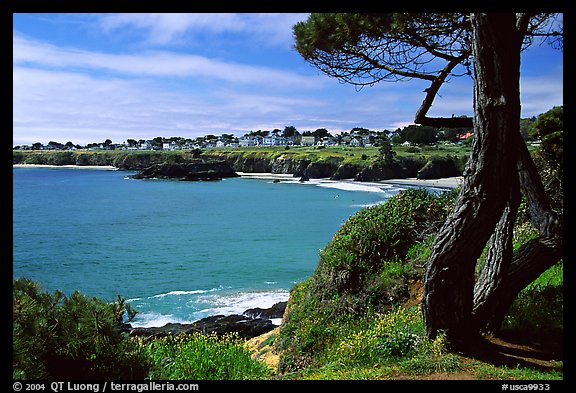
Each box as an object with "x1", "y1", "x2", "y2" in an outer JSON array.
[
  {"x1": 330, "y1": 163, "x2": 363, "y2": 180},
  {"x1": 243, "y1": 301, "x2": 287, "y2": 320},
  {"x1": 416, "y1": 158, "x2": 461, "y2": 179},
  {"x1": 127, "y1": 301, "x2": 287, "y2": 340},
  {"x1": 131, "y1": 161, "x2": 239, "y2": 181},
  {"x1": 354, "y1": 158, "x2": 424, "y2": 181}
]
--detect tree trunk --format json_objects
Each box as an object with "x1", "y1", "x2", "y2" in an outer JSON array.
[
  {"x1": 421, "y1": 13, "x2": 524, "y2": 346},
  {"x1": 471, "y1": 129, "x2": 563, "y2": 333}
]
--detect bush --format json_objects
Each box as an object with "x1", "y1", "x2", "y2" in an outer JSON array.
[
  {"x1": 334, "y1": 307, "x2": 423, "y2": 365},
  {"x1": 501, "y1": 263, "x2": 563, "y2": 338},
  {"x1": 277, "y1": 188, "x2": 458, "y2": 372},
  {"x1": 313, "y1": 188, "x2": 457, "y2": 306},
  {"x1": 146, "y1": 333, "x2": 272, "y2": 380},
  {"x1": 13, "y1": 278, "x2": 149, "y2": 379}
]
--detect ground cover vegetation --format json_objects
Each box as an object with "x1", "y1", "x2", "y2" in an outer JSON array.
[
  {"x1": 13, "y1": 106, "x2": 562, "y2": 380},
  {"x1": 14, "y1": 10, "x2": 563, "y2": 379},
  {"x1": 13, "y1": 181, "x2": 562, "y2": 379},
  {"x1": 293, "y1": 12, "x2": 563, "y2": 349},
  {"x1": 12, "y1": 142, "x2": 471, "y2": 168}
]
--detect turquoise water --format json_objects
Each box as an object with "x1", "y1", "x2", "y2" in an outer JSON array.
[{"x1": 13, "y1": 167, "x2": 407, "y2": 327}]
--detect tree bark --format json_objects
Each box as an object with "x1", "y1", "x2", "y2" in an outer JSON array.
[
  {"x1": 471, "y1": 129, "x2": 563, "y2": 332},
  {"x1": 421, "y1": 13, "x2": 524, "y2": 346}
]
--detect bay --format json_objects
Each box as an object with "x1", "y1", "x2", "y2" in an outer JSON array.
[{"x1": 12, "y1": 167, "x2": 406, "y2": 327}]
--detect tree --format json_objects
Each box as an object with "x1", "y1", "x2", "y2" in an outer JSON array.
[
  {"x1": 294, "y1": 13, "x2": 563, "y2": 347},
  {"x1": 313, "y1": 128, "x2": 331, "y2": 138},
  {"x1": 283, "y1": 125, "x2": 299, "y2": 138},
  {"x1": 399, "y1": 125, "x2": 438, "y2": 145}
]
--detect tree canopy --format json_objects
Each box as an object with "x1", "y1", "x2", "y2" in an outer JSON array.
[{"x1": 294, "y1": 13, "x2": 562, "y2": 129}]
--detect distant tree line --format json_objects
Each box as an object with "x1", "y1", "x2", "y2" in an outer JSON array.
[{"x1": 14, "y1": 114, "x2": 545, "y2": 151}]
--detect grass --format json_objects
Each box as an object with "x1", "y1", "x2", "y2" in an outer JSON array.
[
  {"x1": 14, "y1": 144, "x2": 561, "y2": 381},
  {"x1": 143, "y1": 332, "x2": 273, "y2": 380},
  {"x1": 271, "y1": 187, "x2": 562, "y2": 381},
  {"x1": 14, "y1": 143, "x2": 472, "y2": 169}
]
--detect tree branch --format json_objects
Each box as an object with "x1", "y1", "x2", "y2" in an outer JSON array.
[{"x1": 414, "y1": 53, "x2": 474, "y2": 128}]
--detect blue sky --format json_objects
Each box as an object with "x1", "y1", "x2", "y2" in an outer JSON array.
[{"x1": 13, "y1": 13, "x2": 563, "y2": 146}]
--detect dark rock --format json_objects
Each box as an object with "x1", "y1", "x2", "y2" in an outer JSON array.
[
  {"x1": 416, "y1": 158, "x2": 461, "y2": 179},
  {"x1": 229, "y1": 156, "x2": 272, "y2": 173},
  {"x1": 330, "y1": 163, "x2": 362, "y2": 180},
  {"x1": 244, "y1": 301, "x2": 287, "y2": 320},
  {"x1": 302, "y1": 161, "x2": 340, "y2": 179},
  {"x1": 132, "y1": 161, "x2": 239, "y2": 181},
  {"x1": 130, "y1": 322, "x2": 196, "y2": 338},
  {"x1": 128, "y1": 302, "x2": 287, "y2": 340},
  {"x1": 190, "y1": 315, "x2": 274, "y2": 339},
  {"x1": 291, "y1": 160, "x2": 311, "y2": 177},
  {"x1": 129, "y1": 315, "x2": 274, "y2": 340},
  {"x1": 354, "y1": 159, "x2": 424, "y2": 181}
]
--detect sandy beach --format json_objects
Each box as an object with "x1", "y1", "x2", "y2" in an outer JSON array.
[
  {"x1": 238, "y1": 172, "x2": 463, "y2": 190},
  {"x1": 13, "y1": 166, "x2": 462, "y2": 189},
  {"x1": 374, "y1": 176, "x2": 463, "y2": 189}
]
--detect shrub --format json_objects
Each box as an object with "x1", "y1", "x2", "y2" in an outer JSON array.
[
  {"x1": 146, "y1": 333, "x2": 272, "y2": 380},
  {"x1": 334, "y1": 307, "x2": 424, "y2": 365},
  {"x1": 312, "y1": 187, "x2": 457, "y2": 309},
  {"x1": 501, "y1": 263, "x2": 563, "y2": 337},
  {"x1": 13, "y1": 278, "x2": 149, "y2": 379},
  {"x1": 277, "y1": 188, "x2": 458, "y2": 372}
]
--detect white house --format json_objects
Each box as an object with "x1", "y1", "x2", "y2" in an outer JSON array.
[{"x1": 301, "y1": 136, "x2": 316, "y2": 146}]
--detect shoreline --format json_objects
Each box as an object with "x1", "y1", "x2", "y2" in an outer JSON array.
[
  {"x1": 238, "y1": 172, "x2": 463, "y2": 190},
  {"x1": 13, "y1": 166, "x2": 462, "y2": 189},
  {"x1": 13, "y1": 164, "x2": 118, "y2": 170}
]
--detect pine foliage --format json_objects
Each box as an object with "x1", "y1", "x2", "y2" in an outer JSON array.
[{"x1": 13, "y1": 278, "x2": 149, "y2": 379}]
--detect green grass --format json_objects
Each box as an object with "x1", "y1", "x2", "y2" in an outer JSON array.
[
  {"x1": 14, "y1": 144, "x2": 472, "y2": 169},
  {"x1": 274, "y1": 186, "x2": 562, "y2": 380},
  {"x1": 143, "y1": 333, "x2": 273, "y2": 380},
  {"x1": 14, "y1": 143, "x2": 562, "y2": 380}
]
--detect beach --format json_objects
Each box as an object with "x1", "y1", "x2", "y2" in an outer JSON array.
[
  {"x1": 238, "y1": 172, "x2": 463, "y2": 190},
  {"x1": 13, "y1": 165, "x2": 462, "y2": 189}
]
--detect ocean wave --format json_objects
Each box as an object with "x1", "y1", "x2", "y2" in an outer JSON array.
[
  {"x1": 194, "y1": 289, "x2": 290, "y2": 317},
  {"x1": 126, "y1": 287, "x2": 222, "y2": 302},
  {"x1": 148, "y1": 288, "x2": 220, "y2": 299},
  {"x1": 128, "y1": 288, "x2": 290, "y2": 328},
  {"x1": 313, "y1": 180, "x2": 386, "y2": 193},
  {"x1": 129, "y1": 311, "x2": 195, "y2": 328}
]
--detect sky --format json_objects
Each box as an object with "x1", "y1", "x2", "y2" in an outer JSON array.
[{"x1": 13, "y1": 13, "x2": 564, "y2": 146}]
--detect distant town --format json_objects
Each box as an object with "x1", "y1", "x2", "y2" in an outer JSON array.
[{"x1": 14, "y1": 125, "x2": 475, "y2": 151}]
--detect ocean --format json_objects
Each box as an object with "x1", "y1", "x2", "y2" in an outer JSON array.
[{"x1": 12, "y1": 167, "x2": 408, "y2": 327}]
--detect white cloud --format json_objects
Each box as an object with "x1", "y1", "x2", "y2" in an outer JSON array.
[
  {"x1": 13, "y1": 33, "x2": 322, "y2": 88},
  {"x1": 96, "y1": 13, "x2": 308, "y2": 47},
  {"x1": 12, "y1": 66, "x2": 329, "y2": 145},
  {"x1": 520, "y1": 73, "x2": 564, "y2": 117}
]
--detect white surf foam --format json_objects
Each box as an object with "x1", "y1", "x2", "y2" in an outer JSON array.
[
  {"x1": 194, "y1": 290, "x2": 290, "y2": 319},
  {"x1": 128, "y1": 289, "x2": 290, "y2": 328}
]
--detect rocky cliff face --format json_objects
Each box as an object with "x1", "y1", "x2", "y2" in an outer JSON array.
[
  {"x1": 354, "y1": 158, "x2": 425, "y2": 181},
  {"x1": 14, "y1": 150, "x2": 465, "y2": 181},
  {"x1": 416, "y1": 158, "x2": 461, "y2": 179},
  {"x1": 131, "y1": 161, "x2": 239, "y2": 181}
]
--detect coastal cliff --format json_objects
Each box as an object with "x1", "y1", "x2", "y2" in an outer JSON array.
[
  {"x1": 13, "y1": 149, "x2": 468, "y2": 181},
  {"x1": 131, "y1": 161, "x2": 239, "y2": 181}
]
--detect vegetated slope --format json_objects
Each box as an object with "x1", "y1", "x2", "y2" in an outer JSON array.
[
  {"x1": 273, "y1": 187, "x2": 563, "y2": 380},
  {"x1": 13, "y1": 146, "x2": 470, "y2": 181},
  {"x1": 276, "y1": 188, "x2": 458, "y2": 373}
]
